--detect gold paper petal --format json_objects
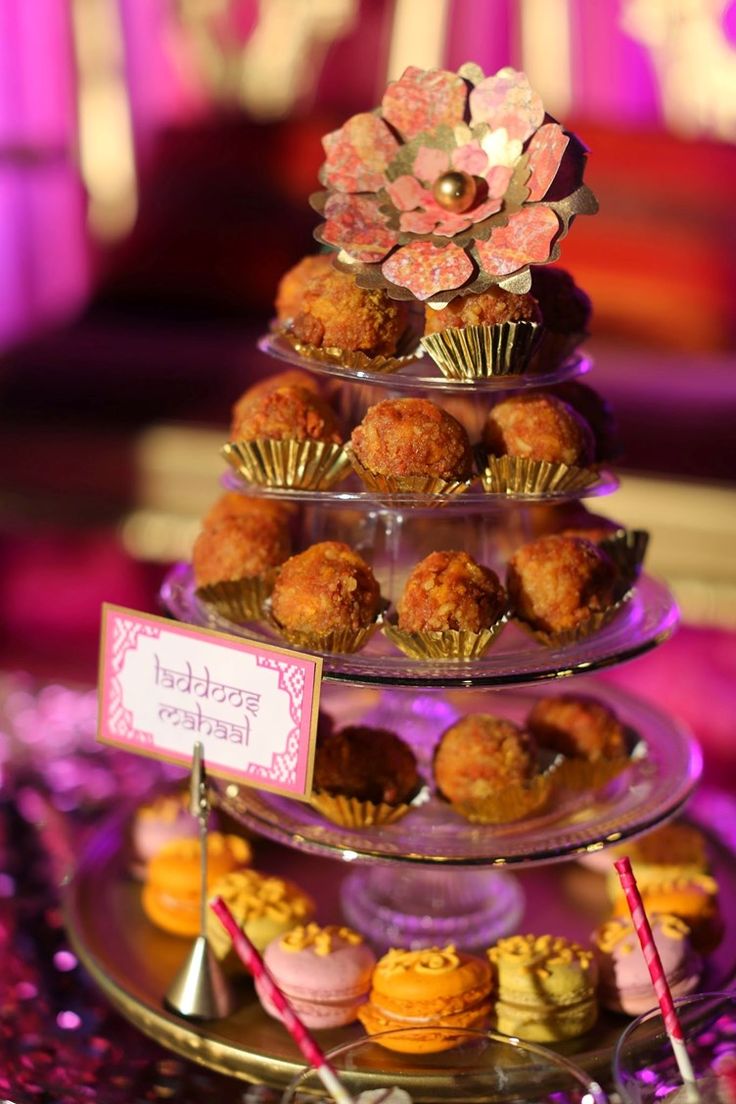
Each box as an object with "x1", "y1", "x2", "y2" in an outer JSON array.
[
  {"x1": 599, "y1": 529, "x2": 649, "y2": 589},
  {"x1": 266, "y1": 611, "x2": 382, "y2": 656},
  {"x1": 515, "y1": 592, "x2": 631, "y2": 648},
  {"x1": 221, "y1": 439, "x2": 350, "y2": 491},
  {"x1": 195, "y1": 575, "x2": 274, "y2": 623},
  {"x1": 346, "y1": 445, "x2": 473, "y2": 504},
  {"x1": 554, "y1": 755, "x2": 630, "y2": 793},
  {"x1": 478, "y1": 454, "x2": 600, "y2": 496},
  {"x1": 279, "y1": 329, "x2": 418, "y2": 375},
  {"x1": 420, "y1": 321, "x2": 542, "y2": 380},
  {"x1": 382, "y1": 615, "x2": 509, "y2": 661},
  {"x1": 451, "y1": 769, "x2": 557, "y2": 825},
  {"x1": 309, "y1": 791, "x2": 414, "y2": 828}
]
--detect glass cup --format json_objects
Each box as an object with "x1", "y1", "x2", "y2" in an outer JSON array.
[
  {"x1": 614, "y1": 992, "x2": 736, "y2": 1104},
  {"x1": 281, "y1": 1026, "x2": 607, "y2": 1103}
]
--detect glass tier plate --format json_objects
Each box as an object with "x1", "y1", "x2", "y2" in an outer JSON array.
[
  {"x1": 217, "y1": 682, "x2": 701, "y2": 866},
  {"x1": 220, "y1": 466, "x2": 619, "y2": 509},
  {"x1": 161, "y1": 564, "x2": 679, "y2": 689},
  {"x1": 63, "y1": 790, "x2": 736, "y2": 1093},
  {"x1": 259, "y1": 332, "x2": 591, "y2": 392}
]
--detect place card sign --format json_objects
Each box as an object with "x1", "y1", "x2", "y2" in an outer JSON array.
[{"x1": 98, "y1": 604, "x2": 322, "y2": 798}]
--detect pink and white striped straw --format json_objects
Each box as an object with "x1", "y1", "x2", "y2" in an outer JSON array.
[
  {"x1": 614, "y1": 857, "x2": 697, "y2": 1087},
  {"x1": 210, "y1": 896, "x2": 355, "y2": 1104}
]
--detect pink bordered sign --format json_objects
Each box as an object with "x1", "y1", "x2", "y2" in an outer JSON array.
[{"x1": 98, "y1": 604, "x2": 322, "y2": 799}]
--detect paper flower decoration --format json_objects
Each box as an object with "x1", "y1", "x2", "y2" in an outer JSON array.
[{"x1": 311, "y1": 63, "x2": 597, "y2": 303}]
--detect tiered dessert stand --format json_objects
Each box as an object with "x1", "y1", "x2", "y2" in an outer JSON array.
[
  {"x1": 62, "y1": 334, "x2": 736, "y2": 1098},
  {"x1": 63, "y1": 61, "x2": 732, "y2": 1099}
]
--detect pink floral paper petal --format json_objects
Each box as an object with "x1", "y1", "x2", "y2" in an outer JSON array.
[
  {"x1": 382, "y1": 66, "x2": 468, "y2": 141},
  {"x1": 413, "y1": 146, "x2": 450, "y2": 183},
  {"x1": 323, "y1": 112, "x2": 400, "y2": 193},
  {"x1": 382, "y1": 241, "x2": 473, "y2": 300},
  {"x1": 465, "y1": 195, "x2": 503, "y2": 222},
  {"x1": 483, "y1": 164, "x2": 514, "y2": 199},
  {"x1": 386, "y1": 174, "x2": 431, "y2": 212},
  {"x1": 469, "y1": 68, "x2": 544, "y2": 144},
  {"x1": 451, "y1": 142, "x2": 488, "y2": 176},
  {"x1": 476, "y1": 207, "x2": 559, "y2": 276},
  {"x1": 322, "y1": 193, "x2": 398, "y2": 262},
  {"x1": 399, "y1": 208, "x2": 471, "y2": 236},
  {"x1": 526, "y1": 123, "x2": 569, "y2": 201}
]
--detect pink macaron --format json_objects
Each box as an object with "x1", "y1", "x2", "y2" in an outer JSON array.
[
  {"x1": 592, "y1": 914, "x2": 702, "y2": 1016},
  {"x1": 256, "y1": 923, "x2": 376, "y2": 1029}
]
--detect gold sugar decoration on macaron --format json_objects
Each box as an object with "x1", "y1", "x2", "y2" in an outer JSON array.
[
  {"x1": 420, "y1": 320, "x2": 542, "y2": 381},
  {"x1": 280, "y1": 923, "x2": 363, "y2": 955},
  {"x1": 594, "y1": 915, "x2": 690, "y2": 955},
  {"x1": 379, "y1": 945, "x2": 460, "y2": 976},
  {"x1": 213, "y1": 870, "x2": 313, "y2": 921},
  {"x1": 222, "y1": 438, "x2": 351, "y2": 491},
  {"x1": 489, "y1": 933, "x2": 593, "y2": 971},
  {"x1": 477, "y1": 453, "x2": 602, "y2": 496}
]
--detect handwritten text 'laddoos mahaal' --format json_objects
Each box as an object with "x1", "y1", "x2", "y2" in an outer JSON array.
[{"x1": 154, "y1": 655, "x2": 261, "y2": 746}]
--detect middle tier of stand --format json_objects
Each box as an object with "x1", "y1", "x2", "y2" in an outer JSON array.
[{"x1": 162, "y1": 564, "x2": 678, "y2": 688}]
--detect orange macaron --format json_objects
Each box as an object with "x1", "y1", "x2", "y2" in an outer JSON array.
[
  {"x1": 142, "y1": 832, "x2": 252, "y2": 937},
  {"x1": 358, "y1": 944, "x2": 492, "y2": 1053}
]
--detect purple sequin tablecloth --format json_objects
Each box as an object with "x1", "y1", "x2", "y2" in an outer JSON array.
[{"x1": 0, "y1": 674, "x2": 278, "y2": 1104}]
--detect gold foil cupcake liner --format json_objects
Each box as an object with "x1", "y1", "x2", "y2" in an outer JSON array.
[
  {"x1": 265, "y1": 609, "x2": 383, "y2": 655},
  {"x1": 477, "y1": 453, "x2": 601, "y2": 496},
  {"x1": 222, "y1": 438, "x2": 350, "y2": 491},
  {"x1": 420, "y1": 320, "x2": 542, "y2": 381},
  {"x1": 195, "y1": 574, "x2": 275, "y2": 623},
  {"x1": 346, "y1": 445, "x2": 472, "y2": 503},
  {"x1": 309, "y1": 790, "x2": 414, "y2": 828},
  {"x1": 280, "y1": 328, "x2": 419, "y2": 375},
  {"x1": 554, "y1": 754, "x2": 630, "y2": 792},
  {"x1": 600, "y1": 529, "x2": 649, "y2": 589},
  {"x1": 450, "y1": 767, "x2": 558, "y2": 825},
  {"x1": 515, "y1": 590, "x2": 631, "y2": 648},
  {"x1": 382, "y1": 614, "x2": 509, "y2": 661}
]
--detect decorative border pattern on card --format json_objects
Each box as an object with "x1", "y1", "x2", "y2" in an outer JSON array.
[{"x1": 98, "y1": 604, "x2": 322, "y2": 799}]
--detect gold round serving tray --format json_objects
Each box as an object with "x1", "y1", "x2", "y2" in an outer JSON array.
[{"x1": 64, "y1": 805, "x2": 736, "y2": 1091}]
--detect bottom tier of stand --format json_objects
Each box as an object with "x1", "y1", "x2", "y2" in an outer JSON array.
[{"x1": 64, "y1": 792, "x2": 736, "y2": 1097}]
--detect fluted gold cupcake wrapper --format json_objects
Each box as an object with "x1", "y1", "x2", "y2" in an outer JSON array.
[
  {"x1": 451, "y1": 768, "x2": 557, "y2": 825},
  {"x1": 420, "y1": 320, "x2": 542, "y2": 381},
  {"x1": 346, "y1": 445, "x2": 472, "y2": 503},
  {"x1": 553, "y1": 754, "x2": 630, "y2": 793},
  {"x1": 515, "y1": 591, "x2": 631, "y2": 648},
  {"x1": 600, "y1": 529, "x2": 649, "y2": 589},
  {"x1": 222, "y1": 438, "x2": 350, "y2": 491},
  {"x1": 195, "y1": 575, "x2": 275, "y2": 623},
  {"x1": 382, "y1": 614, "x2": 509, "y2": 661},
  {"x1": 280, "y1": 329, "x2": 419, "y2": 375},
  {"x1": 309, "y1": 790, "x2": 414, "y2": 828},
  {"x1": 478, "y1": 453, "x2": 600, "y2": 495},
  {"x1": 265, "y1": 611, "x2": 382, "y2": 655}
]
